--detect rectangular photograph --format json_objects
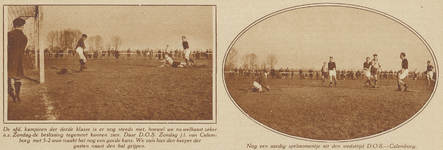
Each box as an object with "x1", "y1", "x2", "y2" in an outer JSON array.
[{"x1": 4, "y1": 5, "x2": 216, "y2": 122}]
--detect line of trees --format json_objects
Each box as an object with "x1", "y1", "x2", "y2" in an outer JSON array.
[
  {"x1": 46, "y1": 29, "x2": 82, "y2": 52},
  {"x1": 225, "y1": 47, "x2": 278, "y2": 71},
  {"x1": 46, "y1": 29, "x2": 124, "y2": 52}
]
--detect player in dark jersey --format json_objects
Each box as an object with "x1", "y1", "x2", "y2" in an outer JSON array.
[
  {"x1": 426, "y1": 60, "x2": 435, "y2": 86},
  {"x1": 182, "y1": 36, "x2": 195, "y2": 66},
  {"x1": 114, "y1": 49, "x2": 120, "y2": 59},
  {"x1": 136, "y1": 49, "x2": 141, "y2": 58},
  {"x1": 126, "y1": 48, "x2": 131, "y2": 60},
  {"x1": 299, "y1": 69, "x2": 303, "y2": 79},
  {"x1": 363, "y1": 57, "x2": 372, "y2": 86},
  {"x1": 397, "y1": 52, "x2": 409, "y2": 91},
  {"x1": 8, "y1": 18, "x2": 28, "y2": 102},
  {"x1": 76, "y1": 34, "x2": 88, "y2": 71},
  {"x1": 328, "y1": 56, "x2": 337, "y2": 86}
]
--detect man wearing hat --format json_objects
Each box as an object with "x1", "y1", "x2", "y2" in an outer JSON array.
[
  {"x1": 76, "y1": 34, "x2": 88, "y2": 71},
  {"x1": 8, "y1": 18, "x2": 28, "y2": 102}
]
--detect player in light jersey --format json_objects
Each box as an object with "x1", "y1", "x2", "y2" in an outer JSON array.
[
  {"x1": 321, "y1": 62, "x2": 328, "y2": 83},
  {"x1": 370, "y1": 54, "x2": 381, "y2": 88},
  {"x1": 252, "y1": 72, "x2": 270, "y2": 93},
  {"x1": 158, "y1": 53, "x2": 187, "y2": 68}
]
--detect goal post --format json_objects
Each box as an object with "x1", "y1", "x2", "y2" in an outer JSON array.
[{"x1": 6, "y1": 5, "x2": 44, "y2": 83}]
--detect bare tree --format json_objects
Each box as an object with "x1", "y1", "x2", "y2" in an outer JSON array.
[
  {"x1": 46, "y1": 29, "x2": 82, "y2": 52},
  {"x1": 261, "y1": 60, "x2": 267, "y2": 70},
  {"x1": 106, "y1": 42, "x2": 111, "y2": 50},
  {"x1": 111, "y1": 35, "x2": 123, "y2": 50},
  {"x1": 248, "y1": 53, "x2": 258, "y2": 69},
  {"x1": 225, "y1": 47, "x2": 238, "y2": 71},
  {"x1": 94, "y1": 35, "x2": 103, "y2": 51},
  {"x1": 70, "y1": 29, "x2": 82, "y2": 51},
  {"x1": 46, "y1": 30, "x2": 57, "y2": 51},
  {"x1": 242, "y1": 53, "x2": 258, "y2": 70},
  {"x1": 83, "y1": 35, "x2": 102, "y2": 51},
  {"x1": 86, "y1": 36, "x2": 95, "y2": 51},
  {"x1": 266, "y1": 53, "x2": 278, "y2": 69}
]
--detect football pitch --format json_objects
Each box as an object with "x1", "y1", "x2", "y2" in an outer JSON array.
[
  {"x1": 7, "y1": 56, "x2": 213, "y2": 120},
  {"x1": 225, "y1": 76, "x2": 435, "y2": 140}
]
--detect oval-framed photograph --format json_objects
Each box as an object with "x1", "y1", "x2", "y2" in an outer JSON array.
[{"x1": 223, "y1": 3, "x2": 438, "y2": 141}]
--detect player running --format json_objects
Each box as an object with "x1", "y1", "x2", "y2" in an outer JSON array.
[
  {"x1": 396, "y1": 52, "x2": 409, "y2": 91},
  {"x1": 363, "y1": 57, "x2": 372, "y2": 86},
  {"x1": 182, "y1": 36, "x2": 195, "y2": 66},
  {"x1": 370, "y1": 54, "x2": 381, "y2": 88},
  {"x1": 328, "y1": 56, "x2": 337, "y2": 87},
  {"x1": 76, "y1": 34, "x2": 88, "y2": 71},
  {"x1": 425, "y1": 60, "x2": 435, "y2": 86}
]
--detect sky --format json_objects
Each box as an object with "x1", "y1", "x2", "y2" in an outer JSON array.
[
  {"x1": 40, "y1": 5, "x2": 214, "y2": 51},
  {"x1": 229, "y1": 6, "x2": 436, "y2": 72}
]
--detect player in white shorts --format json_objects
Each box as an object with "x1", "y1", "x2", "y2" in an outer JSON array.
[
  {"x1": 321, "y1": 62, "x2": 328, "y2": 83},
  {"x1": 426, "y1": 60, "x2": 435, "y2": 86},
  {"x1": 252, "y1": 72, "x2": 270, "y2": 92},
  {"x1": 158, "y1": 53, "x2": 186, "y2": 68},
  {"x1": 328, "y1": 56, "x2": 337, "y2": 86},
  {"x1": 397, "y1": 52, "x2": 409, "y2": 91},
  {"x1": 370, "y1": 54, "x2": 381, "y2": 88},
  {"x1": 76, "y1": 34, "x2": 88, "y2": 71},
  {"x1": 182, "y1": 36, "x2": 195, "y2": 66},
  {"x1": 363, "y1": 57, "x2": 372, "y2": 86}
]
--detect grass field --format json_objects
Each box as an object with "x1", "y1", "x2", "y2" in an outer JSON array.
[
  {"x1": 225, "y1": 75, "x2": 435, "y2": 140},
  {"x1": 7, "y1": 56, "x2": 213, "y2": 120}
]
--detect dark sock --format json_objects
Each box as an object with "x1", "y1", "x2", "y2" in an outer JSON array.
[
  {"x1": 8, "y1": 78, "x2": 15, "y2": 100},
  {"x1": 14, "y1": 81, "x2": 21, "y2": 101},
  {"x1": 79, "y1": 59, "x2": 85, "y2": 71}
]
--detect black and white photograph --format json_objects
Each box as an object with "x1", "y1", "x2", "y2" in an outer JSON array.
[
  {"x1": 1, "y1": 1, "x2": 442, "y2": 150},
  {"x1": 224, "y1": 3, "x2": 437, "y2": 141},
  {"x1": 5, "y1": 5, "x2": 215, "y2": 121}
]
